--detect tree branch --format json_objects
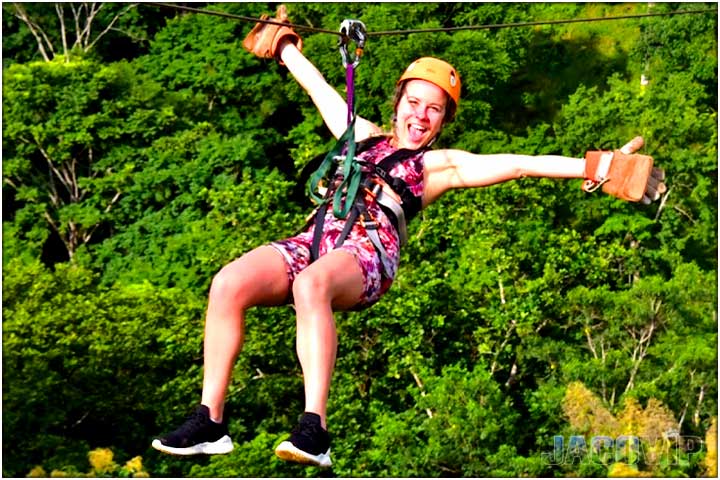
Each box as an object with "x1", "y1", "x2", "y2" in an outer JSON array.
[
  {"x1": 654, "y1": 186, "x2": 671, "y2": 221},
  {"x1": 83, "y1": 189, "x2": 122, "y2": 245},
  {"x1": 13, "y1": 3, "x2": 54, "y2": 61},
  {"x1": 80, "y1": 3, "x2": 102, "y2": 49},
  {"x1": 678, "y1": 400, "x2": 689, "y2": 431},
  {"x1": 497, "y1": 266, "x2": 506, "y2": 304},
  {"x1": 86, "y1": 3, "x2": 138, "y2": 52},
  {"x1": 411, "y1": 371, "x2": 433, "y2": 418},
  {"x1": 43, "y1": 209, "x2": 73, "y2": 259},
  {"x1": 4, "y1": 177, "x2": 20, "y2": 190},
  {"x1": 693, "y1": 384, "x2": 705, "y2": 426},
  {"x1": 584, "y1": 325, "x2": 598, "y2": 359},
  {"x1": 504, "y1": 361, "x2": 518, "y2": 387},
  {"x1": 624, "y1": 317, "x2": 657, "y2": 393},
  {"x1": 490, "y1": 319, "x2": 516, "y2": 374},
  {"x1": 55, "y1": 3, "x2": 69, "y2": 62},
  {"x1": 70, "y1": 3, "x2": 83, "y2": 49},
  {"x1": 31, "y1": 136, "x2": 73, "y2": 199},
  {"x1": 673, "y1": 204, "x2": 697, "y2": 224}
]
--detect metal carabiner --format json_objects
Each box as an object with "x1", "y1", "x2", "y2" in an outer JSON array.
[{"x1": 339, "y1": 19, "x2": 367, "y2": 68}]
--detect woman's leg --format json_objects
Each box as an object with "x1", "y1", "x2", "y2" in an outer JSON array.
[
  {"x1": 290, "y1": 249, "x2": 365, "y2": 429},
  {"x1": 201, "y1": 245, "x2": 291, "y2": 422}
]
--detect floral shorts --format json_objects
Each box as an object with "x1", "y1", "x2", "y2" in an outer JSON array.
[{"x1": 269, "y1": 206, "x2": 400, "y2": 309}]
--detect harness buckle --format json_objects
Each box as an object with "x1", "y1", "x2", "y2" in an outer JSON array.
[
  {"x1": 582, "y1": 178, "x2": 610, "y2": 193},
  {"x1": 359, "y1": 214, "x2": 378, "y2": 230},
  {"x1": 362, "y1": 180, "x2": 383, "y2": 199},
  {"x1": 339, "y1": 19, "x2": 367, "y2": 68}
]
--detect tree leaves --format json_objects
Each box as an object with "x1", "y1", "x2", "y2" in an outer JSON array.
[{"x1": 2, "y1": 2, "x2": 717, "y2": 478}]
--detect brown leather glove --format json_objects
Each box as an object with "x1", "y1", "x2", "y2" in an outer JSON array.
[
  {"x1": 583, "y1": 137, "x2": 666, "y2": 204},
  {"x1": 242, "y1": 5, "x2": 302, "y2": 64}
]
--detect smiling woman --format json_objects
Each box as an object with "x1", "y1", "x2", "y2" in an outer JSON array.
[
  {"x1": 395, "y1": 79, "x2": 448, "y2": 149},
  {"x1": 150, "y1": 4, "x2": 667, "y2": 469},
  {"x1": 395, "y1": 56, "x2": 460, "y2": 121}
]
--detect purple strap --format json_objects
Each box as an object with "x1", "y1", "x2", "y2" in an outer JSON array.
[{"x1": 345, "y1": 63, "x2": 355, "y2": 126}]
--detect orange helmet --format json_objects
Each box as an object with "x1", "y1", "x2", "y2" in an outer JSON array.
[{"x1": 397, "y1": 57, "x2": 461, "y2": 106}]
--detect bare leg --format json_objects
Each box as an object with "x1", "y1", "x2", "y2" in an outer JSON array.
[
  {"x1": 291, "y1": 250, "x2": 365, "y2": 429},
  {"x1": 201, "y1": 246, "x2": 291, "y2": 422}
]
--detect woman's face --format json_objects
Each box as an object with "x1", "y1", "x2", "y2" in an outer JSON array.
[{"x1": 394, "y1": 79, "x2": 447, "y2": 149}]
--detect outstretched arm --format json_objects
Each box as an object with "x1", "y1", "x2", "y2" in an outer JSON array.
[
  {"x1": 423, "y1": 137, "x2": 665, "y2": 206},
  {"x1": 423, "y1": 149, "x2": 585, "y2": 205},
  {"x1": 278, "y1": 41, "x2": 382, "y2": 141}
]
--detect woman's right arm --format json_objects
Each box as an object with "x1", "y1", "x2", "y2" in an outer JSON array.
[{"x1": 277, "y1": 40, "x2": 382, "y2": 141}]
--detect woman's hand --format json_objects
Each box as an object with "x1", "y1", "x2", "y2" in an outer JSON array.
[
  {"x1": 242, "y1": 5, "x2": 302, "y2": 63},
  {"x1": 583, "y1": 136, "x2": 667, "y2": 203}
]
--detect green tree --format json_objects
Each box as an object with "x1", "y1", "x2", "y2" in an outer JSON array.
[
  {"x1": 2, "y1": 2, "x2": 149, "y2": 64},
  {"x1": 2, "y1": 259, "x2": 206, "y2": 477},
  {"x1": 2, "y1": 58, "x2": 181, "y2": 261}
]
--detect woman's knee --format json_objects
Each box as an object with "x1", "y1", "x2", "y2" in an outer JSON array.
[
  {"x1": 292, "y1": 254, "x2": 365, "y2": 310},
  {"x1": 292, "y1": 268, "x2": 333, "y2": 307},
  {"x1": 209, "y1": 248, "x2": 291, "y2": 309},
  {"x1": 209, "y1": 263, "x2": 248, "y2": 306}
]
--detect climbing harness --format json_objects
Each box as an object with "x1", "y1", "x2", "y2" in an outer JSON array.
[
  {"x1": 306, "y1": 136, "x2": 428, "y2": 274},
  {"x1": 305, "y1": 19, "x2": 426, "y2": 272},
  {"x1": 307, "y1": 19, "x2": 366, "y2": 218}
]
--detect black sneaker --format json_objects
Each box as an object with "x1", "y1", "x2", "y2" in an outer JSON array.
[
  {"x1": 274, "y1": 412, "x2": 332, "y2": 467},
  {"x1": 151, "y1": 404, "x2": 233, "y2": 455}
]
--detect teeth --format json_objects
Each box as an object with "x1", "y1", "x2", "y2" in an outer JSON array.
[{"x1": 407, "y1": 124, "x2": 427, "y2": 143}]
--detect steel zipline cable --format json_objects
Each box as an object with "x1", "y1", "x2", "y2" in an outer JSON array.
[
  {"x1": 368, "y1": 7, "x2": 719, "y2": 36},
  {"x1": 146, "y1": 2, "x2": 342, "y2": 35},
  {"x1": 145, "y1": 2, "x2": 717, "y2": 40}
]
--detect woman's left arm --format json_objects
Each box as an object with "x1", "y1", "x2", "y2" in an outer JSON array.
[{"x1": 422, "y1": 149, "x2": 585, "y2": 206}]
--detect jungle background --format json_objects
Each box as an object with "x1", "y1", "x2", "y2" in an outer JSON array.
[{"x1": 2, "y1": 2, "x2": 717, "y2": 477}]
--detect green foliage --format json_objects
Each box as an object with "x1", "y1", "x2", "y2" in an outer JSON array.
[
  {"x1": 2, "y1": 259, "x2": 206, "y2": 477},
  {"x1": 2, "y1": 3, "x2": 154, "y2": 65},
  {"x1": 2, "y1": 2, "x2": 716, "y2": 478},
  {"x1": 2, "y1": 58, "x2": 182, "y2": 260}
]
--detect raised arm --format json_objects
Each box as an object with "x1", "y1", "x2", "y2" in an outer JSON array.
[
  {"x1": 277, "y1": 41, "x2": 382, "y2": 141},
  {"x1": 242, "y1": 6, "x2": 381, "y2": 141}
]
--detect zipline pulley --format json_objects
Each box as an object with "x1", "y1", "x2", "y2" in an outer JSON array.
[{"x1": 338, "y1": 19, "x2": 367, "y2": 68}]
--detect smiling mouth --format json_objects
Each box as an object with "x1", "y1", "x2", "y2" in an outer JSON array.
[{"x1": 408, "y1": 124, "x2": 428, "y2": 143}]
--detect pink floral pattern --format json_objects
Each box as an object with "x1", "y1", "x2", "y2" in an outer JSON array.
[{"x1": 270, "y1": 137, "x2": 425, "y2": 308}]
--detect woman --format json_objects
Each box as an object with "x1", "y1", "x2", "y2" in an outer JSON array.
[{"x1": 151, "y1": 7, "x2": 665, "y2": 468}]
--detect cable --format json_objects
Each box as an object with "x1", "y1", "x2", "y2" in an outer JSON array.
[
  {"x1": 367, "y1": 7, "x2": 718, "y2": 37},
  {"x1": 145, "y1": 2, "x2": 343, "y2": 36},
  {"x1": 144, "y1": 3, "x2": 717, "y2": 39}
]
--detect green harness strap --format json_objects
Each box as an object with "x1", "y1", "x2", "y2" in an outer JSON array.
[{"x1": 306, "y1": 116, "x2": 363, "y2": 219}]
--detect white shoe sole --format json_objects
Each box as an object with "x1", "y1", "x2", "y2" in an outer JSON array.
[
  {"x1": 274, "y1": 441, "x2": 332, "y2": 467},
  {"x1": 151, "y1": 435, "x2": 234, "y2": 455}
]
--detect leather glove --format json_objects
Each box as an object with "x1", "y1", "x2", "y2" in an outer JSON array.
[
  {"x1": 583, "y1": 136, "x2": 666, "y2": 204},
  {"x1": 242, "y1": 5, "x2": 303, "y2": 64}
]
